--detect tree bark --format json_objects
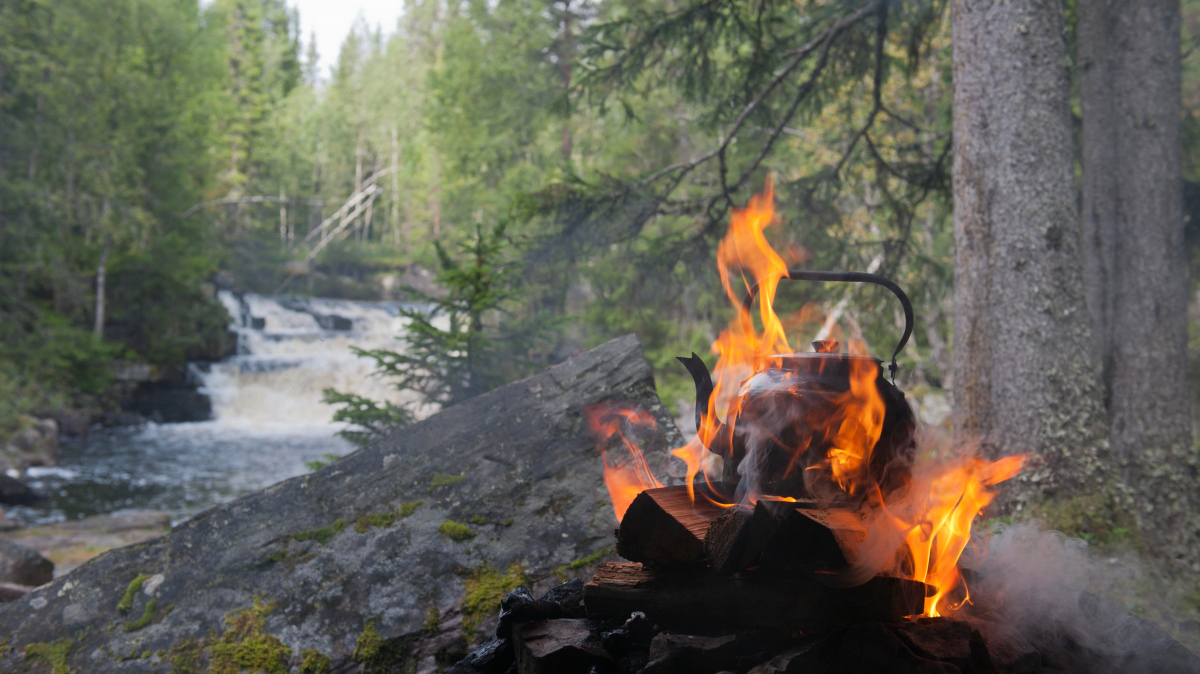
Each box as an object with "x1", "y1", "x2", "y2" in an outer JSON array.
[
  {"x1": 1078, "y1": 0, "x2": 1197, "y2": 567},
  {"x1": 93, "y1": 232, "x2": 111, "y2": 338},
  {"x1": 950, "y1": 0, "x2": 1113, "y2": 506}
]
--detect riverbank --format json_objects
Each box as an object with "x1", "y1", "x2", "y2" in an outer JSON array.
[{"x1": 0, "y1": 510, "x2": 169, "y2": 578}]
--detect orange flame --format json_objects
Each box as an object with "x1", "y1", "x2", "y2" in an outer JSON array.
[
  {"x1": 587, "y1": 179, "x2": 1026, "y2": 617},
  {"x1": 586, "y1": 404, "x2": 663, "y2": 520}
]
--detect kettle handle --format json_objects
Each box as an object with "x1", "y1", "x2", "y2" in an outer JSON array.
[{"x1": 741, "y1": 269, "x2": 914, "y2": 382}]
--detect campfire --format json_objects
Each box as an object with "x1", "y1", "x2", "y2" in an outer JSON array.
[{"x1": 447, "y1": 181, "x2": 1196, "y2": 674}]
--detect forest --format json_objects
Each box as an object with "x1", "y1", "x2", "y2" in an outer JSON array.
[{"x1": 3, "y1": 0, "x2": 1200, "y2": 667}]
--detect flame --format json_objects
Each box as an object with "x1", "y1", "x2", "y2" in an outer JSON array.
[
  {"x1": 587, "y1": 404, "x2": 663, "y2": 520},
  {"x1": 585, "y1": 179, "x2": 1027, "y2": 618}
]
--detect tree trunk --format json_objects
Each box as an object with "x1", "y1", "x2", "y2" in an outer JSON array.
[
  {"x1": 93, "y1": 233, "x2": 111, "y2": 338},
  {"x1": 950, "y1": 0, "x2": 1113, "y2": 506},
  {"x1": 1078, "y1": 0, "x2": 1197, "y2": 567}
]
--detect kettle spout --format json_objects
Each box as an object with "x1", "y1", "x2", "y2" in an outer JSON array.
[{"x1": 676, "y1": 352, "x2": 725, "y2": 442}]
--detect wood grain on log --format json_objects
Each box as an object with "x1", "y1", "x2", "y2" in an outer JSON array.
[{"x1": 616, "y1": 486, "x2": 724, "y2": 568}]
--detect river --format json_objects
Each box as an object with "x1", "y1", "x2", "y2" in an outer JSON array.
[{"x1": 9, "y1": 292, "x2": 427, "y2": 526}]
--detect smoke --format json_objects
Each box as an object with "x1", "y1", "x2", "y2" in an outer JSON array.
[{"x1": 962, "y1": 522, "x2": 1200, "y2": 672}]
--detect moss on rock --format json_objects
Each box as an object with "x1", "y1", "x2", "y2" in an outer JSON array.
[
  {"x1": 299, "y1": 649, "x2": 331, "y2": 674},
  {"x1": 398, "y1": 500, "x2": 423, "y2": 518},
  {"x1": 461, "y1": 564, "x2": 529, "y2": 640},
  {"x1": 123, "y1": 598, "x2": 157, "y2": 633},
  {"x1": 167, "y1": 637, "x2": 202, "y2": 674},
  {"x1": 438, "y1": 521, "x2": 476, "y2": 542},
  {"x1": 352, "y1": 619, "x2": 383, "y2": 663},
  {"x1": 430, "y1": 473, "x2": 467, "y2": 488},
  {"x1": 291, "y1": 519, "x2": 346, "y2": 545},
  {"x1": 117, "y1": 574, "x2": 150, "y2": 613},
  {"x1": 354, "y1": 512, "x2": 397, "y2": 533},
  {"x1": 208, "y1": 598, "x2": 290, "y2": 674},
  {"x1": 24, "y1": 638, "x2": 73, "y2": 674}
]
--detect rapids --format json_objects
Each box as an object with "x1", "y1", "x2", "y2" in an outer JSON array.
[{"x1": 9, "y1": 292, "x2": 429, "y2": 526}]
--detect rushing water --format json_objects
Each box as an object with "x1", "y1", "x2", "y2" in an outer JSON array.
[{"x1": 10, "y1": 292, "x2": 428, "y2": 526}]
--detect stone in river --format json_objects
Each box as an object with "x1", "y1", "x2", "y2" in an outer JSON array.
[
  {"x1": 0, "y1": 540, "x2": 53, "y2": 587},
  {"x1": 0, "y1": 335, "x2": 678, "y2": 674}
]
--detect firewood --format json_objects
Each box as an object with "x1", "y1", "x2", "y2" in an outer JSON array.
[
  {"x1": 756, "y1": 503, "x2": 864, "y2": 572},
  {"x1": 616, "y1": 485, "x2": 725, "y2": 568},
  {"x1": 584, "y1": 562, "x2": 928, "y2": 633},
  {"x1": 702, "y1": 501, "x2": 777, "y2": 574}
]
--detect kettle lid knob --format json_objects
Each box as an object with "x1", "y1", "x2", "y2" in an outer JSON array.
[{"x1": 812, "y1": 340, "x2": 840, "y2": 354}]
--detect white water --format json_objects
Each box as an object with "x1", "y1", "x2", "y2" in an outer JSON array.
[
  {"x1": 201, "y1": 291, "x2": 430, "y2": 426},
  {"x1": 14, "y1": 292, "x2": 433, "y2": 525}
]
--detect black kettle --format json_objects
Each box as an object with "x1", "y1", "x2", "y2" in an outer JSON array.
[{"x1": 678, "y1": 270, "x2": 917, "y2": 502}]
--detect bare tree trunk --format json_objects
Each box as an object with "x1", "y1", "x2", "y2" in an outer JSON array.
[
  {"x1": 1078, "y1": 0, "x2": 1197, "y2": 567},
  {"x1": 951, "y1": 0, "x2": 1113, "y2": 506},
  {"x1": 432, "y1": 151, "x2": 442, "y2": 238},
  {"x1": 93, "y1": 230, "x2": 111, "y2": 338},
  {"x1": 391, "y1": 126, "x2": 401, "y2": 248}
]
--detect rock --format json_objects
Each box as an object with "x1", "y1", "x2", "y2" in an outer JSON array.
[
  {"x1": 641, "y1": 633, "x2": 737, "y2": 674},
  {"x1": 0, "y1": 581, "x2": 33, "y2": 603},
  {"x1": 541, "y1": 578, "x2": 586, "y2": 618},
  {"x1": 123, "y1": 381, "x2": 212, "y2": 423},
  {"x1": 0, "y1": 540, "x2": 53, "y2": 586},
  {"x1": 0, "y1": 416, "x2": 58, "y2": 473},
  {"x1": 1, "y1": 509, "x2": 172, "y2": 577},
  {"x1": 495, "y1": 579, "x2": 589, "y2": 638},
  {"x1": 0, "y1": 335, "x2": 681, "y2": 674},
  {"x1": 0, "y1": 512, "x2": 22, "y2": 532},
  {"x1": 48, "y1": 408, "x2": 90, "y2": 438},
  {"x1": 512, "y1": 619, "x2": 613, "y2": 674},
  {"x1": 0, "y1": 473, "x2": 39, "y2": 505}
]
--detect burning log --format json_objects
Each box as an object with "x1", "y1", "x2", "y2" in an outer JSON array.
[
  {"x1": 702, "y1": 503, "x2": 774, "y2": 574},
  {"x1": 584, "y1": 562, "x2": 928, "y2": 633},
  {"x1": 757, "y1": 503, "x2": 867, "y2": 571},
  {"x1": 616, "y1": 486, "x2": 724, "y2": 568}
]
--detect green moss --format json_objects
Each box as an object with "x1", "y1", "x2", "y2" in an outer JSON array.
[
  {"x1": 552, "y1": 546, "x2": 614, "y2": 582},
  {"x1": 461, "y1": 564, "x2": 529, "y2": 641},
  {"x1": 291, "y1": 518, "x2": 346, "y2": 545},
  {"x1": 299, "y1": 649, "x2": 331, "y2": 674},
  {"x1": 398, "y1": 500, "x2": 423, "y2": 518},
  {"x1": 168, "y1": 638, "x2": 202, "y2": 674},
  {"x1": 117, "y1": 573, "x2": 151, "y2": 613},
  {"x1": 24, "y1": 638, "x2": 73, "y2": 674},
  {"x1": 355, "y1": 511, "x2": 398, "y2": 533},
  {"x1": 423, "y1": 605, "x2": 441, "y2": 635},
  {"x1": 353, "y1": 619, "x2": 383, "y2": 663},
  {"x1": 430, "y1": 473, "x2": 467, "y2": 488},
  {"x1": 0, "y1": 636, "x2": 12, "y2": 656},
  {"x1": 123, "y1": 598, "x2": 157, "y2": 632},
  {"x1": 208, "y1": 598, "x2": 290, "y2": 674},
  {"x1": 1027, "y1": 494, "x2": 1142, "y2": 550},
  {"x1": 141, "y1": 650, "x2": 153, "y2": 659},
  {"x1": 468, "y1": 515, "x2": 488, "y2": 525},
  {"x1": 501, "y1": 517, "x2": 514, "y2": 527},
  {"x1": 265, "y1": 546, "x2": 288, "y2": 564},
  {"x1": 438, "y1": 521, "x2": 476, "y2": 542}
]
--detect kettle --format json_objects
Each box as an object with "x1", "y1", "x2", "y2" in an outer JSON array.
[{"x1": 678, "y1": 270, "x2": 917, "y2": 503}]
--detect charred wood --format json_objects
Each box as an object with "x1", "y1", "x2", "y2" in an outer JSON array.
[
  {"x1": 616, "y1": 486, "x2": 723, "y2": 568},
  {"x1": 583, "y1": 562, "x2": 927, "y2": 633}
]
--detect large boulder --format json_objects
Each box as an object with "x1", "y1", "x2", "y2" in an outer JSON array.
[{"x1": 0, "y1": 334, "x2": 681, "y2": 673}]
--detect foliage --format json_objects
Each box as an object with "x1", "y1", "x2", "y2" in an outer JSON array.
[
  {"x1": 303, "y1": 453, "x2": 343, "y2": 472},
  {"x1": 326, "y1": 220, "x2": 558, "y2": 441}
]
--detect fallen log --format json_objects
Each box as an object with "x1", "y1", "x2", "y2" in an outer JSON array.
[{"x1": 584, "y1": 562, "x2": 928, "y2": 633}]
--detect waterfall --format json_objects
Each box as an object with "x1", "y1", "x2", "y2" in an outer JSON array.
[{"x1": 197, "y1": 291, "x2": 432, "y2": 427}]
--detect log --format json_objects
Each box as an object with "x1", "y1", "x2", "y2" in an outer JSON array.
[
  {"x1": 584, "y1": 562, "x2": 928, "y2": 633},
  {"x1": 702, "y1": 502, "x2": 776, "y2": 574},
  {"x1": 616, "y1": 485, "x2": 724, "y2": 568},
  {"x1": 756, "y1": 504, "x2": 864, "y2": 572}
]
